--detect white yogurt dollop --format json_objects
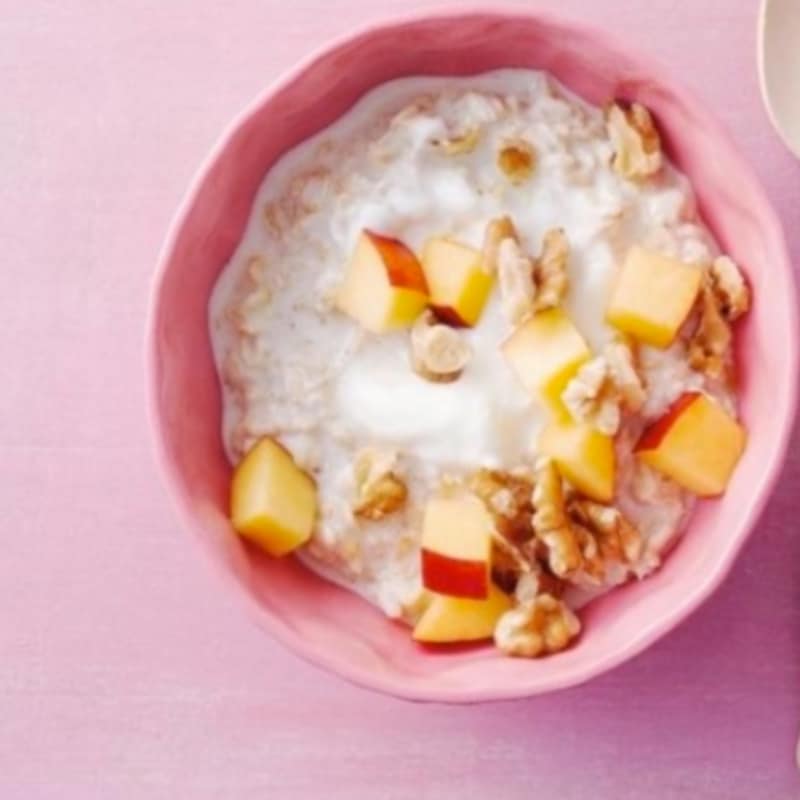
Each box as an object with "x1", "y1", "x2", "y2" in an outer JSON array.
[{"x1": 334, "y1": 297, "x2": 541, "y2": 470}]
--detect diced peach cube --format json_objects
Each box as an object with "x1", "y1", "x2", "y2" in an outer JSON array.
[
  {"x1": 635, "y1": 392, "x2": 746, "y2": 496},
  {"x1": 230, "y1": 437, "x2": 317, "y2": 556},
  {"x1": 421, "y1": 237, "x2": 494, "y2": 327},
  {"x1": 606, "y1": 246, "x2": 703, "y2": 348},
  {"x1": 336, "y1": 230, "x2": 429, "y2": 333},
  {"x1": 412, "y1": 584, "x2": 512, "y2": 644},
  {"x1": 539, "y1": 421, "x2": 616, "y2": 502},
  {"x1": 502, "y1": 308, "x2": 591, "y2": 416},
  {"x1": 420, "y1": 492, "x2": 492, "y2": 599}
]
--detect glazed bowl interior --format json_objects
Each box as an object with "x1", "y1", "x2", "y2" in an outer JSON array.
[{"x1": 148, "y1": 10, "x2": 796, "y2": 701}]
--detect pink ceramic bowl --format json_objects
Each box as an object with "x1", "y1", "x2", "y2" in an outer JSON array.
[{"x1": 147, "y1": 8, "x2": 798, "y2": 701}]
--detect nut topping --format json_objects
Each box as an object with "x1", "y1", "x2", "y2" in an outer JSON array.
[
  {"x1": 532, "y1": 228, "x2": 570, "y2": 312},
  {"x1": 688, "y1": 283, "x2": 732, "y2": 381},
  {"x1": 481, "y1": 215, "x2": 517, "y2": 275},
  {"x1": 531, "y1": 458, "x2": 582, "y2": 578},
  {"x1": 606, "y1": 101, "x2": 662, "y2": 180},
  {"x1": 352, "y1": 448, "x2": 408, "y2": 520},
  {"x1": 497, "y1": 236, "x2": 537, "y2": 324},
  {"x1": 562, "y1": 340, "x2": 645, "y2": 435},
  {"x1": 708, "y1": 255, "x2": 750, "y2": 321},
  {"x1": 494, "y1": 593, "x2": 581, "y2": 658},
  {"x1": 410, "y1": 310, "x2": 472, "y2": 383}
]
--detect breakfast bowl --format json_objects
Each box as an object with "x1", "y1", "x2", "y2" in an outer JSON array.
[{"x1": 146, "y1": 8, "x2": 797, "y2": 701}]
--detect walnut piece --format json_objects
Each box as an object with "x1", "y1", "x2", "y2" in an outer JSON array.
[
  {"x1": 708, "y1": 255, "x2": 750, "y2": 321},
  {"x1": 498, "y1": 138, "x2": 536, "y2": 184},
  {"x1": 434, "y1": 127, "x2": 480, "y2": 155},
  {"x1": 468, "y1": 468, "x2": 534, "y2": 543},
  {"x1": 352, "y1": 448, "x2": 408, "y2": 520},
  {"x1": 531, "y1": 459, "x2": 582, "y2": 578},
  {"x1": 604, "y1": 339, "x2": 646, "y2": 412},
  {"x1": 490, "y1": 531, "x2": 533, "y2": 594},
  {"x1": 562, "y1": 340, "x2": 645, "y2": 434},
  {"x1": 568, "y1": 498, "x2": 643, "y2": 568},
  {"x1": 532, "y1": 228, "x2": 569, "y2": 311},
  {"x1": 410, "y1": 310, "x2": 472, "y2": 383},
  {"x1": 497, "y1": 236, "x2": 537, "y2": 324},
  {"x1": 688, "y1": 284, "x2": 732, "y2": 380},
  {"x1": 561, "y1": 357, "x2": 621, "y2": 436},
  {"x1": 468, "y1": 467, "x2": 539, "y2": 592},
  {"x1": 494, "y1": 594, "x2": 581, "y2": 658},
  {"x1": 606, "y1": 101, "x2": 662, "y2": 180},
  {"x1": 481, "y1": 215, "x2": 517, "y2": 275}
]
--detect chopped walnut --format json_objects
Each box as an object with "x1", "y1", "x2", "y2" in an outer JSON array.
[
  {"x1": 708, "y1": 255, "x2": 750, "y2": 321},
  {"x1": 468, "y1": 468, "x2": 534, "y2": 543},
  {"x1": 494, "y1": 594, "x2": 581, "y2": 658},
  {"x1": 497, "y1": 236, "x2": 537, "y2": 324},
  {"x1": 532, "y1": 228, "x2": 569, "y2": 311},
  {"x1": 688, "y1": 284, "x2": 732, "y2": 380},
  {"x1": 532, "y1": 459, "x2": 582, "y2": 578},
  {"x1": 568, "y1": 498, "x2": 643, "y2": 568},
  {"x1": 433, "y1": 127, "x2": 480, "y2": 155},
  {"x1": 410, "y1": 310, "x2": 472, "y2": 383},
  {"x1": 562, "y1": 340, "x2": 645, "y2": 434},
  {"x1": 562, "y1": 357, "x2": 621, "y2": 436},
  {"x1": 481, "y1": 215, "x2": 518, "y2": 275},
  {"x1": 490, "y1": 531, "x2": 533, "y2": 594},
  {"x1": 606, "y1": 101, "x2": 662, "y2": 180},
  {"x1": 498, "y1": 138, "x2": 536, "y2": 184},
  {"x1": 604, "y1": 339, "x2": 646, "y2": 412},
  {"x1": 513, "y1": 563, "x2": 566, "y2": 601},
  {"x1": 352, "y1": 448, "x2": 407, "y2": 520}
]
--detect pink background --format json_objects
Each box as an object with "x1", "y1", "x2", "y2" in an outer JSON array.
[{"x1": 2, "y1": 0, "x2": 799, "y2": 797}]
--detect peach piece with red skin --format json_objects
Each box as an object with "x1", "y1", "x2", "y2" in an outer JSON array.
[
  {"x1": 635, "y1": 391, "x2": 746, "y2": 496},
  {"x1": 420, "y1": 493, "x2": 492, "y2": 600}
]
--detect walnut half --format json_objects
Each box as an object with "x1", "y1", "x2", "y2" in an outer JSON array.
[
  {"x1": 497, "y1": 236, "x2": 537, "y2": 325},
  {"x1": 606, "y1": 101, "x2": 662, "y2": 180},
  {"x1": 410, "y1": 310, "x2": 472, "y2": 383},
  {"x1": 352, "y1": 448, "x2": 407, "y2": 520},
  {"x1": 531, "y1": 458, "x2": 582, "y2": 578},
  {"x1": 708, "y1": 255, "x2": 750, "y2": 321},
  {"x1": 533, "y1": 228, "x2": 570, "y2": 312},
  {"x1": 688, "y1": 282, "x2": 732, "y2": 381},
  {"x1": 561, "y1": 356, "x2": 621, "y2": 436},
  {"x1": 561, "y1": 340, "x2": 645, "y2": 435},
  {"x1": 493, "y1": 224, "x2": 570, "y2": 324},
  {"x1": 568, "y1": 498, "x2": 643, "y2": 574},
  {"x1": 481, "y1": 215, "x2": 518, "y2": 276},
  {"x1": 494, "y1": 594, "x2": 581, "y2": 658}
]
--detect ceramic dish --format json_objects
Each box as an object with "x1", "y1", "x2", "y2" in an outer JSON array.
[{"x1": 147, "y1": 9, "x2": 797, "y2": 701}]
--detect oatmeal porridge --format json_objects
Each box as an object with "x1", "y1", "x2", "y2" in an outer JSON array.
[{"x1": 211, "y1": 70, "x2": 748, "y2": 657}]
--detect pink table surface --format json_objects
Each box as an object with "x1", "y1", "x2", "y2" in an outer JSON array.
[{"x1": 2, "y1": 0, "x2": 799, "y2": 797}]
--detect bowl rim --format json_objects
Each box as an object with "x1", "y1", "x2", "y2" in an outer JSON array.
[{"x1": 145, "y1": 5, "x2": 799, "y2": 702}]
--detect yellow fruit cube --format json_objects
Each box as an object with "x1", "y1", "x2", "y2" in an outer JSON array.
[
  {"x1": 336, "y1": 230, "x2": 429, "y2": 333},
  {"x1": 230, "y1": 437, "x2": 317, "y2": 556},
  {"x1": 421, "y1": 493, "x2": 492, "y2": 599},
  {"x1": 421, "y1": 238, "x2": 494, "y2": 327},
  {"x1": 412, "y1": 584, "x2": 512, "y2": 644},
  {"x1": 635, "y1": 392, "x2": 746, "y2": 496},
  {"x1": 606, "y1": 246, "x2": 703, "y2": 348},
  {"x1": 502, "y1": 308, "x2": 591, "y2": 415},
  {"x1": 539, "y1": 421, "x2": 616, "y2": 502}
]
